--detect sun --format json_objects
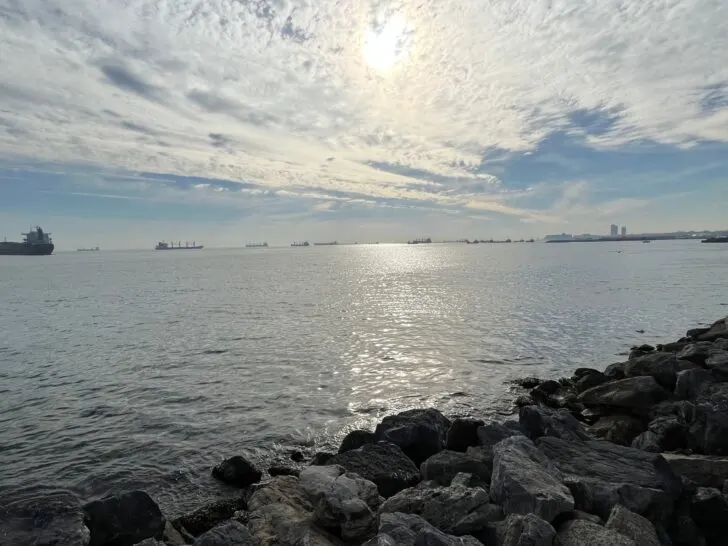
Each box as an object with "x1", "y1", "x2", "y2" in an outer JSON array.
[{"x1": 363, "y1": 15, "x2": 409, "y2": 72}]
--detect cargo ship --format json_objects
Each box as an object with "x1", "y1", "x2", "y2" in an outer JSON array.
[
  {"x1": 155, "y1": 241, "x2": 203, "y2": 250},
  {"x1": 314, "y1": 241, "x2": 338, "y2": 246},
  {"x1": 291, "y1": 241, "x2": 310, "y2": 247},
  {"x1": 77, "y1": 246, "x2": 100, "y2": 252},
  {"x1": 701, "y1": 237, "x2": 728, "y2": 243},
  {"x1": 245, "y1": 242, "x2": 268, "y2": 248},
  {"x1": 0, "y1": 226, "x2": 54, "y2": 256}
]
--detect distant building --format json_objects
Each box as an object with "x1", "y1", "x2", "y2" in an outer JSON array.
[
  {"x1": 544, "y1": 233, "x2": 574, "y2": 242},
  {"x1": 610, "y1": 224, "x2": 619, "y2": 237},
  {"x1": 621, "y1": 226, "x2": 627, "y2": 236}
]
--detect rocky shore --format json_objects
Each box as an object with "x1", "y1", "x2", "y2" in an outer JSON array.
[{"x1": 8, "y1": 316, "x2": 728, "y2": 546}]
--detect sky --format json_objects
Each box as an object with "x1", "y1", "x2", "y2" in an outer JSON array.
[{"x1": 1, "y1": 0, "x2": 727, "y2": 249}]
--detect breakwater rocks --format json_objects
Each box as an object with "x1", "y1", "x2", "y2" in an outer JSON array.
[{"x1": 6, "y1": 316, "x2": 728, "y2": 546}]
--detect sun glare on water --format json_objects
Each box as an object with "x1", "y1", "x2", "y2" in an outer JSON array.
[{"x1": 363, "y1": 15, "x2": 409, "y2": 72}]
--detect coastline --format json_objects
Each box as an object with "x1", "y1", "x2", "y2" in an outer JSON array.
[{"x1": 4, "y1": 315, "x2": 728, "y2": 546}]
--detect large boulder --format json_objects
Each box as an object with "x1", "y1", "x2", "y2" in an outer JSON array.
[
  {"x1": 519, "y1": 405, "x2": 592, "y2": 442},
  {"x1": 476, "y1": 422, "x2": 523, "y2": 449},
  {"x1": 375, "y1": 512, "x2": 482, "y2": 546},
  {"x1": 675, "y1": 368, "x2": 715, "y2": 400},
  {"x1": 83, "y1": 491, "x2": 165, "y2": 546},
  {"x1": 339, "y1": 430, "x2": 376, "y2": 454},
  {"x1": 579, "y1": 376, "x2": 670, "y2": 416},
  {"x1": 623, "y1": 352, "x2": 695, "y2": 390},
  {"x1": 374, "y1": 409, "x2": 451, "y2": 465},
  {"x1": 497, "y1": 513, "x2": 556, "y2": 546},
  {"x1": 445, "y1": 418, "x2": 484, "y2": 452},
  {"x1": 631, "y1": 416, "x2": 687, "y2": 452},
  {"x1": 690, "y1": 487, "x2": 728, "y2": 528},
  {"x1": 193, "y1": 521, "x2": 257, "y2": 546},
  {"x1": 590, "y1": 414, "x2": 645, "y2": 446},
  {"x1": 662, "y1": 453, "x2": 728, "y2": 488},
  {"x1": 705, "y1": 351, "x2": 728, "y2": 375},
  {"x1": 379, "y1": 482, "x2": 502, "y2": 535},
  {"x1": 299, "y1": 465, "x2": 381, "y2": 541},
  {"x1": 490, "y1": 436, "x2": 574, "y2": 523},
  {"x1": 212, "y1": 456, "x2": 262, "y2": 488},
  {"x1": 698, "y1": 316, "x2": 728, "y2": 342},
  {"x1": 420, "y1": 450, "x2": 491, "y2": 486},
  {"x1": 0, "y1": 492, "x2": 90, "y2": 546},
  {"x1": 557, "y1": 519, "x2": 635, "y2": 546},
  {"x1": 573, "y1": 368, "x2": 612, "y2": 393},
  {"x1": 326, "y1": 442, "x2": 420, "y2": 498},
  {"x1": 678, "y1": 342, "x2": 716, "y2": 365},
  {"x1": 536, "y1": 437, "x2": 682, "y2": 522},
  {"x1": 172, "y1": 497, "x2": 246, "y2": 537},
  {"x1": 605, "y1": 504, "x2": 660, "y2": 546}
]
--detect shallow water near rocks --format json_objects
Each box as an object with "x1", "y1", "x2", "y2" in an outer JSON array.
[{"x1": 0, "y1": 241, "x2": 726, "y2": 518}]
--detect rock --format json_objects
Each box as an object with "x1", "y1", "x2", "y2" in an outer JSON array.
[
  {"x1": 379, "y1": 512, "x2": 435, "y2": 544},
  {"x1": 451, "y1": 473, "x2": 482, "y2": 488},
  {"x1": 590, "y1": 414, "x2": 645, "y2": 446},
  {"x1": 631, "y1": 416, "x2": 686, "y2": 452},
  {"x1": 311, "y1": 452, "x2": 336, "y2": 466},
  {"x1": 362, "y1": 535, "x2": 398, "y2": 546},
  {"x1": 193, "y1": 521, "x2": 257, "y2": 546},
  {"x1": 514, "y1": 377, "x2": 542, "y2": 389},
  {"x1": 678, "y1": 343, "x2": 716, "y2": 365},
  {"x1": 497, "y1": 513, "x2": 556, "y2": 546},
  {"x1": 83, "y1": 491, "x2": 165, "y2": 546},
  {"x1": 604, "y1": 361, "x2": 627, "y2": 380},
  {"x1": 699, "y1": 317, "x2": 728, "y2": 342},
  {"x1": 606, "y1": 504, "x2": 660, "y2": 546},
  {"x1": 662, "y1": 454, "x2": 728, "y2": 488},
  {"x1": 327, "y1": 442, "x2": 420, "y2": 498},
  {"x1": 675, "y1": 368, "x2": 715, "y2": 400},
  {"x1": 290, "y1": 451, "x2": 305, "y2": 463},
  {"x1": 490, "y1": 436, "x2": 574, "y2": 522},
  {"x1": 557, "y1": 519, "x2": 635, "y2": 546},
  {"x1": 134, "y1": 539, "x2": 165, "y2": 546},
  {"x1": 477, "y1": 421, "x2": 523, "y2": 448},
  {"x1": 630, "y1": 344, "x2": 655, "y2": 359},
  {"x1": 413, "y1": 527, "x2": 483, "y2": 546},
  {"x1": 212, "y1": 456, "x2": 262, "y2": 488},
  {"x1": 247, "y1": 475, "x2": 312, "y2": 517},
  {"x1": 172, "y1": 498, "x2": 247, "y2": 537},
  {"x1": 624, "y1": 352, "x2": 694, "y2": 390},
  {"x1": 690, "y1": 487, "x2": 728, "y2": 528},
  {"x1": 687, "y1": 327, "x2": 711, "y2": 340},
  {"x1": 580, "y1": 376, "x2": 670, "y2": 416},
  {"x1": 445, "y1": 418, "x2": 484, "y2": 452},
  {"x1": 339, "y1": 430, "x2": 376, "y2": 453},
  {"x1": 379, "y1": 482, "x2": 500, "y2": 535},
  {"x1": 519, "y1": 405, "x2": 592, "y2": 442},
  {"x1": 268, "y1": 465, "x2": 300, "y2": 478},
  {"x1": 537, "y1": 437, "x2": 682, "y2": 522},
  {"x1": 515, "y1": 395, "x2": 534, "y2": 407},
  {"x1": 659, "y1": 341, "x2": 690, "y2": 353},
  {"x1": 705, "y1": 351, "x2": 728, "y2": 375},
  {"x1": 420, "y1": 450, "x2": 491, "y2": 486},
  {"x1": 374, "y1": 409, "x2": 451, "y2": 465},
  {"x1": 299, "y1": 465, "x2": 381, "y2": 541},
  {"x1": 573, "y1": 369, "x2": 611, "y2": 393}
]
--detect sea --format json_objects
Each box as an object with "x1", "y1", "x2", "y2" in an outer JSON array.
[{"x1": 0, "y1": 241, "x2": 726, "y2": 521}]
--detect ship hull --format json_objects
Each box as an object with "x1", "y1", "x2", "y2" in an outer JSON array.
[
  {"x1": 0, "y1": 242, "x2": 54, "y2": 255},
  {"x1": 155, "y1": 246, "x2": 203, "y2": 250}
]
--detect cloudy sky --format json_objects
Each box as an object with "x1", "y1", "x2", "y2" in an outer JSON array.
[{"x1": 1, "y1": 0, "x2": 727, "y2": 248}]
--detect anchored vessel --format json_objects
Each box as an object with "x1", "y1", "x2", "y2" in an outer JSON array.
[
  {"x1": 245, "y1": 242, "x2": 269, "y2": 248},
  {"x1": 291, "y1": 241, "x2": 310, "y2": 247},
  {"x1": 77, "y1": 246, "x2": 100, "y2": 252},
  {"x1": 0, "y1": 226, "x2": 54, "y2": 256},
  {"x1": 314, "y1": 241, "x2": 338, "y2": 246},
  {"x1": 155, "y1": 241, "x2": 203, "y2": 250},
  {"x1": 407, "y1": 237, "x2": 432, "y2": 244},
  {"x1": 702, "y1": 237, "x2": 728, "y2": 243}
]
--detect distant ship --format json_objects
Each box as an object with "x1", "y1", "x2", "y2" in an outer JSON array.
[
  {"x1": 77, "y1": 246, "x2": 100, "y2": 252},
  {"x1": 314, "y1": 241, "x2": 338, "y2": 246},
  {"x1": 0, "y1": 226, "x2": 54, "y2": 256},
  {"x1": 408, "y1": 238, "x2": 432, "y2": 244},
  {"x1": 701, "y1": 237, "x2": 728, "y2": 243},
  {"x1": 245, "y1": 242, "x2": 268, "y2": 248},
  {"x1": 155, "y1": 241, "x2": 203, "y2": 250},
  {"x1": 291, "y1": 241, "x2": 310, "y2": 247}
]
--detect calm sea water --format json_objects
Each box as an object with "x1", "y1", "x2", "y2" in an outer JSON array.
[{"x1": 1, "y1": 241, "x2": 726, "y2": 518}]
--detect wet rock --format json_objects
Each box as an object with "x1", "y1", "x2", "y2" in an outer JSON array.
[
  {"x1": 537, "y1": 437, "x2": 682, "y2": 522},
  {"x1": 374, "y1": 408, "x2": 451, "y2": 465},
  {"x1": 690, "y1": 487, "x2": 728, "y2": 528},
  {"x1": 557, "y1": 519, "x2": 635, "y2": 546},
  {"x1": 445, "y1": 418, "x2": 484, "y2": 452},
  {"x1": 605, "y1": 504, "x2": 660, "y2": 546},
  {"x1": 300, "y1": 465, "x2": 381, "y2": 541},
  {"x1": 678, "y1": 342, "x2": 716, "y2": 365},
  {"x1": 193, "y1": 520, "x2": 257, "y2": 546},
  {"x1": 172, "y1": 497, "x2": 246, "y2": 537},
  {"x1": 631, "y1": 416, "x2": 686, "y2": 452},
  {"x1": 378, "y1": 512, "x2": 435, "y2": 544},
  {"x1": 659, "y1": 341, "x2": 690, "y2": 353},
  {"x1": 705, "y1": 351, "x2": 728, "y2": 376},
  {"x1": 212, "y1": 456, "x2": 262, "y2": 488},
  {"x1": 698, "y1": 317, "x2": 728, "y2": 342},
  {"x1": 339, "y1": 430, "x2": 376, "y2": 454},
  {"x1": 268, "y1": 465, "x2": 300, "y2": 478},
  {"x1": 83, "y1": 490, "x2": 165, "y2": 546},
  {"x1": 629, "y1": 344, "x2": 655, "y2": 359},
  {"x1": 491, "y1": 436, "x2": 574, "y2": 522},
  {"x1": 311, "y1": 452, "x2": 336, "y2": 466},
  {"x1": 662, "y1": 453, "x2": 728, "y2": 488},
  {"x1": 687, "y1": 327, "x2": 711, "y2": 340},
  {"x1": 675, "y1": 368, "x2": 715, "y2": 400},
  {"x1": 413, "y1": 527, "x2": 483, "y2": 546},
  {"x1": 573, "y1": 369, "x2": 612, "y2": 393},
  {"x1": 590, "y1": 414, "x2": 645, "y2": 446},
  {"x1": 450, "y1": 473, "x2": 483, "y2": 488},
  {"x1": 420, "y1": 450, "x2": 491, "y2": 486},
  {"x1": 519, "y1": 405, "x2": 592, "y2": 442},
  {"x1": 579, "y1": 376, "x2": 670, "y2": 416},
  {"x1": 477, "y1": 421, "x2": 523, "y2": 448},
  {"x1": 290, "y1": 451, "x2": 305, "y2": 463},
  {"x1": 514, "y1": 377, "x2": 542, "y2": 389},
  {"x1": 604, "y1": 361, "x2": 627, "y2": 380},
  {"x1": 327, "y1": 442, "x2": 420, "y2": 498},
  {"x1": 624, "y1": 352, "x2": 695, "y2": 390},
  {"x1": 497, "y1": 513, "x2": 556, "y2": 546}
]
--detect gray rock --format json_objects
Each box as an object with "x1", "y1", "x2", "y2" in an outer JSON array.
[
  {"x1": 590, "y1": 414, "x2": 645, "y2": 446},
  {"x1": 557, "y1": 519, "x2": 635, "y2": 546},
  {"x1": 690, "y1": 487, "x2": 728, "y2": 528},
  {"x1": 606, "y1": 504, "x2": 660, "y2": 546},
  {"x1": 537, "y1": 437, "x2": 682, "y2": 522},
  {"x1": 491, "y1": 436, "x2": 574, "y2": 522},
  {"x1": 327, "y1": 442, "x2": 420, "y2": 498},
  {"x1": 451, "y1": 473, "x2": 482, "y2": 488},
  {"x1": 339, "y1": 430, "x2": 376, "y2": 454},
  {"x1": 631, "y1": 431, "x2": 662, "y2": 452},
  {"x1": 193, "y1": 521, "x2": 258, "y2": 546},
  {"x1": 519, "y1": 405, "x2": 592, "y2": 442},
  {"x1": 83, "y1": 491, "x2": 165, "y2": 546},
  {"x1": 604, "y1": 361, "x2": 627, "y2": 380},
  {"x1": 705, "y1": 351, "x2": 728, "y2": 375},
  {"x1": 413, "y1": 527, "x2": 483, "y2": 546},
  {"x1": 675, "y1": 368, "x2": 715, "y2": 400},
  {"x1": 310, "y1": 452, "x2": 336, "y2": 466},
  {"x1": 624, "y1": 352, "x2": 695, "y2": 390},
  {"x1": 631, "y1": 416, "x2": 686, "y2": 452},
  {"x1": 630, "y1": 344, "x2": 656, "y2": 360},
  {"x1": 446, "y1": 418, "x2": 485, "y2": 452},
  {"x1": 172, "y1": 497, "x2": 246, "y2": 537},
  {"x1": 678, "y1": 342, "x2": 716, "y2": 365},
  {"x1": 299, "y1": 465, "x2": 381, "y2": 541},
  {"x1": 498, "y1": 513, "x2": 556, "y2": 546},
  {"x1": 420, "y1": 450, "x2": 491, "y2": 486},
  {"x1": 134, "y1": 540, "x2": 165, "y2": 546},
  {"x1": 362, "y1": 535, "x2": 398, "y2": 546},
  {"x1": 268, "y1": 465, "x2": 300, "y2": 478},
  {"x1": 662, "y1": 454, "x2": 728, "y2": 488},
  {"x1": 574, "y1": 369, "x2": 612, "y2": 393},
  {"x1": 698, "y1": 316, "x2": 728, "y2": 342},
  {"x1": 212, "y1": 456, "x2": 262, "y2": 488},
  {"x1": 379, "y1": 512, "x2": 434, "y2": 544},
  {"x1": 580, "y1": 376, "x2": 670, "y2": 416},
  {"x1": 374, "y1": 409, "x2": 451, "y2": 465},
  {"x1": 477, "y1": 421, "x2": 524, "y2": 448}
]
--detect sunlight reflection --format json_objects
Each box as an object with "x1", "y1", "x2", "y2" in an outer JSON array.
[{"x1": 363, "y1": 14, "x2": 410, "y2": 72}]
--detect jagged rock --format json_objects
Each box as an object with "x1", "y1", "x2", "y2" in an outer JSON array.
[
  {"x1": 374, "y1": 409, "x2": 451, "y2": 465},
  {"x1": 699, "y1": 317, "x2": 728, "y2": 342},
  {"x1": 299, "y1": 465, "x2": 381, "y2": 541},
  {"x1": 212, "y1": 456, "x2": 262, "y2": 488},
  {"x1": 498, "y1": 513, "x2": 556, "y2": 546},
  {"x1": 376, "y1": 512, "x2": 482, "y2": 546},
  {"x1": 687, "y1": 327, "x2": 711, "y2": 340},
  {"x1": 630, "y1": 344, "x2": 655, "y2": 359},
  {"x1": 173, "y1": 497, "x2": 247, "y2": 537},
  {"x1": 290, "y1": 451, "x2": 305, "y2": 463},
  {"x1": 662, "y1": 454, "x2": 728, "y2": 488},
  {"x1": 579, "y1": 376, "x2": 670, "y2": 416},
  {"x1": 624, "y1": 352, "x2": 695, "y2": 390},
  {"x1": 362, "y1": 535, "x2": 398, "y2": 546},
  {"x1": 536, "y1": 437, "x2": 682, "y2": 522},
  {"x1": 476, "y1": 421, "x2": 523, "y2": 451},
  {"x1": 605, "y1": 504, "x2": 660, "y2": 546},
  {"x1": 514, "y1": 377, "x2": 542, "y2": 389},
  {"x1": 573, "y1": 369, "x2": 611, "y2": 393},
  {"x1": 690, "y1": 487, "x2": 728, "y2": 527},
  {"x1": 420, "y1": 450, "x2": 491, "y2": 486},
  {"x1": 311, "y1": 452, "x2": 336, "y2": 466},
  {"x1": 379, "y1": 482, "x2": 500, "y2": 535},
  {"x1": 491, "y1": 436, "x2": 574, "y2": 522},
  {"x1": 590, "y1": 414, "x2": 645, "y2": 446},
  {"x1": 675, "y1": 368, "x2": 715, "y2": 400},
  {"x1": 557, "y1": 519, "x2": 635, "y2": 546},
  {"x1": 247, "y1": 476, "x2": 312, "y2": 513},
  {"x1": 326, "y1": 442, "x2": 420, "y2": 498},
  {"x1": 83, "y1": 491, "x2": 165, "y2": 546},
  {"x1": 134, "y1": 539, "x2": 165, "y2": 546},
  {"x1": 705, "y1": 351, "x2": 728, "y2": 375},
  {"x1": 631, "y1": 416, "x2": 686, "y2": 452},
  {"x1": 413, "y1": 527, "x2": 483, "y2": 545},
  {"x1": 268, "y1": 465, "x2": 300, "y2": 477},
  {"x1": 678, "y1": 342, "x2": 716, "y2": 365},
  {"x1": 193, "y1": 520, "x2": 258, "y2": 546},
  {"x1": 659, "y1": 341, "x2": 690, "y2": 353},
  {"x1": 339, "y1": 430, "x2": 376, "y2": 454},
  {"x1": 451, "y1": 473, "x2": 483, "y2": 488},
  {"x1": 604, "y1": 361, "x2": 627, "y2": 380},
  {"x1": 519, "y1": 405, "x2": 592, "y2": 442},
  {"x1": 445, "y1": 418, "x2": 484, "y2": 452}
]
